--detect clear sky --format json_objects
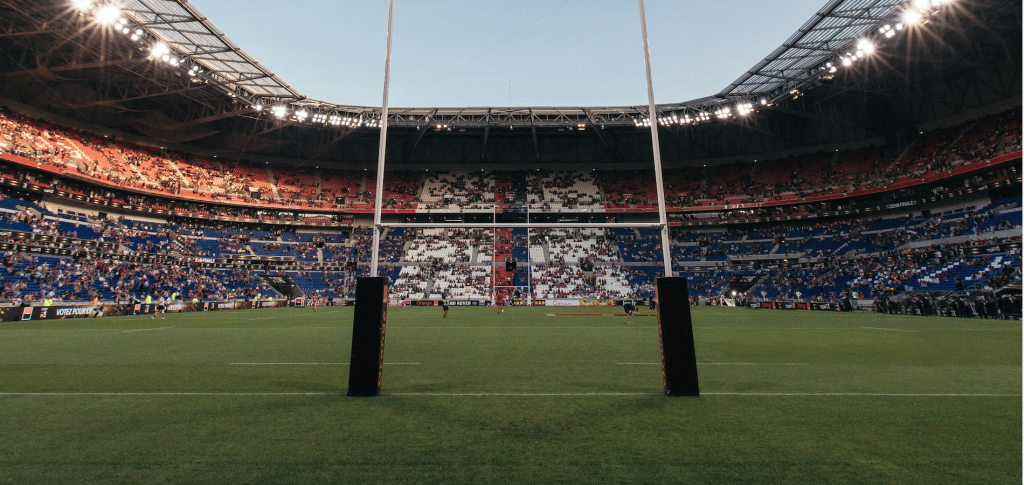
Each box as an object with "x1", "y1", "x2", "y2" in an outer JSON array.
[{"x1": 195, "y1": 0, "x2": 825, "y2": 107}]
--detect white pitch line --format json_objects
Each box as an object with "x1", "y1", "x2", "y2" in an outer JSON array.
[
  {"x1": 860, "y1": 326, "x2": 919, "y2": 333},
  {"x1": 701, "y1": 392, "x2": 1020, "y2": 397},
  {"x1": 121, "y1": 327, "x2": 173, "y2": 333},
  {"x1": 616, "y1": 362, "x2": 809, "y2": 366},
  {"x1": 0, "y1": 392, "x2": 340, "y2": 396},
  {"x1": 693, "y1": 327, "x2": 861, "y2": 330},
  {"x1": 0, "y1": 391, "x2": 1016, "y2": 397},
  {"x1": 388, "y1": 392, "x2": 657, "y2": 396},
  {"x1": 391, "y1": 326, "x2": 636, "y2": 329},
  {"x1": 231, "y1": 363, "x2": 348, "y2": 365},
  {"x1": 229, "y1": 362, "x2": 420, "y2": 365}
]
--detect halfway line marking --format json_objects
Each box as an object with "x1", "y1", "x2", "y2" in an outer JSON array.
[{"x1": 122, "y1": 327, "x2": 173, "y2": 333}]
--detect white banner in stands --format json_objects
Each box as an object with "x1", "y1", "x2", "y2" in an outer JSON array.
[{"x1": 549, "y1": 300, "x2": 581, "y2": 307}]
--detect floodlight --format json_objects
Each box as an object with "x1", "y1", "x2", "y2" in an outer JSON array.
[
  {"x1": 842, "y1": 58, "x2": 852, "y2": 66},
  {"x1": 296, "y1": 110, "x2": 308, "y2": 121},
  {"x1": 94, "y1": 5, "x2": 120, "y2": 24},
  {"x1": 914, "y1": 0, "x2": 930, "y2": 10},
  {"x1": 272, "y1": 106, "x2": 287, "y2": 118},
  {"x1": 150, "y1": 42, "x2": 170, "y2": 57},
  {"x1": 71, "y1": 0, "x2": 92, "y2": 11},
  {"x1": 902, "y1": 9, "x2": 922, "y2": 24},
  {"x1": 254, "y1": 104, "x2": 263, "y2": 111},
  {"x1": 857, "y1": 39, "x2": 874, "y2": 54}
]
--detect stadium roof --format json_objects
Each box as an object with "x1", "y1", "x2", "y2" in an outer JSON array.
[
  {"x1": 109, "y1": 0, "x2": 914, "y2": 123},
  {"x1": 117, "y1": 0, "x2": 300, "y2": 100},
  {"x1": 719, "y1": 0, "x2": 907, "y2": 102},
  {"x1": 0, "y1": 0, "x2": 1016, "y2": 166}
]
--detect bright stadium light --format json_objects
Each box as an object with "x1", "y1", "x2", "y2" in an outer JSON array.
[
  {"x1": 857, "y1": 39, "x2": 874, "y2": 54},
  {"x1": 71, "y1": 0, "x2": 92, "y2": 10},
  {"x1": 94, "y1": 5, "x2": 120, "y2": 25},
  {"x1": 272, "y1": 106, "x2": 287, "y2": 118},
  {"x1": 296, "y1": 110, "x2": 309, "y2": 121},
  {"x1": 902, "y1": 9, "x2": 923, "y2": 24},
  {"x1": 842, "y1": 57, "x2": 853, "y2": 66},
  {"x1": 150, "y1": 42, "x2": 170, "y2": 58}
]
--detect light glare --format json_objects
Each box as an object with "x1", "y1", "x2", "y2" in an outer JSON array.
[{"x1": 94, "y1": 5, "x2": 120, "y2": 24}]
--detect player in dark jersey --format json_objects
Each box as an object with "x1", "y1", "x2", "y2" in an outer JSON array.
[
  {"x1": 624, "y1": 298, "x2": 635, "y2": 324},
  {"x1": 152, "y1": 297, "x2": 167, "y2": 320},
  {"x1": 442, "y1": 299, "x2": 449, "y2": 319},
  {"x1": 648, "y1": 298, "x2": 656, "y2": 317}
]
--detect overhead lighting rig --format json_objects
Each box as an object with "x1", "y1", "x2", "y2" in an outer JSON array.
[{"x1": 767, "y1": 0, "x2": 959, "y2": 104}]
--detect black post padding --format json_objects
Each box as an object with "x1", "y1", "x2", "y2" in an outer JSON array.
[
  {"x1": 347, "y1": 277, "x2": 388, "y2": 396},
  {"x1": 656, "y1": 277, "x2": 700, "y2": 397}
]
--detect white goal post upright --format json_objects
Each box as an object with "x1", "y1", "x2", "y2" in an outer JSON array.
[
  {"x1": 369, "y1": 0, "x2": 677, "y2": 279},
  {"x1": 370, "y1": 0, "x2": 396, "y2": 278},
  {"x1": 638, "y1": 0, "x2": 674, "y2": 279}
]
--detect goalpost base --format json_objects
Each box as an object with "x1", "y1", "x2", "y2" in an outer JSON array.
[
  {"x1": 347, "y1": 277, "x2": 389, "y2": 397},
  {"x1": 656, "y1": 277, "x2": 700, "y2": 397}
]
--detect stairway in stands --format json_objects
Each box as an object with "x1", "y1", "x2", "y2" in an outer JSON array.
[{"x1": 492, "y1": 228, "x2": 513, "y2": 291}]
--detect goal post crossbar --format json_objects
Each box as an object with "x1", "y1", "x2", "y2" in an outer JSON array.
[{"x1": 369, "y1": 0, "x2": 674, "y2": 277}]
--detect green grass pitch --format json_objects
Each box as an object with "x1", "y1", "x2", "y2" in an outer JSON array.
[{"x1": 0, "y1": 305, "x2": 1019, "y2": 484}]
